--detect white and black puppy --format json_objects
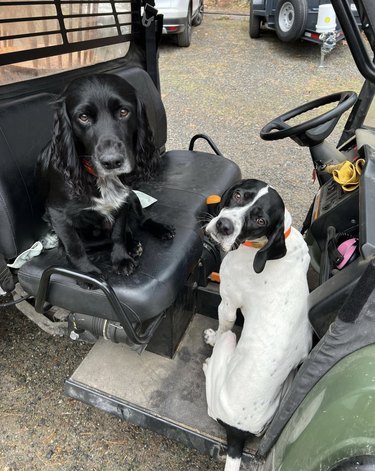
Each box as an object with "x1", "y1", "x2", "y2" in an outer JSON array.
[{"x1": 203, "y1": 179, "x2": 312, "y2": 471}]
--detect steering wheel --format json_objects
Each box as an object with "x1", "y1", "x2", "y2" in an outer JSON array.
[{"x1": 260, "y1": 91, "x2": 357, "y2": 146}]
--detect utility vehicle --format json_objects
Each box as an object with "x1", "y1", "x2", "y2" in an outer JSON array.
[{"x1": 1, "y1": 0, "x2": 375, "y2": 469}]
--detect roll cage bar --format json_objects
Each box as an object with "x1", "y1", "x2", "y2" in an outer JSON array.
[{"x1": 332, "y1": 0, "x2": 375, "y2": 83}]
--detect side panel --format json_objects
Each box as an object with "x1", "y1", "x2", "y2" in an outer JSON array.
[{"x1": 267, "y1": 344, "x2": 375, "y2": 471}]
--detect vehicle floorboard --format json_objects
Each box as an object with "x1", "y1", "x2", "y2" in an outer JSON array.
[{"x1": 64, "y1": 314, "x2": 261, "y2": 467}]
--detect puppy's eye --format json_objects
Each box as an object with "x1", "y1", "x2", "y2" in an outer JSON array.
[
  {"x1": 78, "y1": 113, "x2": 89, "y2": 123},
  {"x1": 256, "y1": 217, "x2": 267, "y2": 226},
  {"x1": 119, "y1": 108, "x2": 129, "y2": 119},
  {"x1": 232, "y1": 191, "x2": 241, "y2": 202}
]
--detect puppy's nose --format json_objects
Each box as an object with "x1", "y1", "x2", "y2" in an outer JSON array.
[{"x1": 216, "y1": 217, "x2": 234, "y2": 236}]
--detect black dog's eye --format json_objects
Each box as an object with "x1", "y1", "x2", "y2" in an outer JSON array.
[
  {"x1": 119, "y1": 108, "x2": 129, "y2": 119},
  {"x1": 256, "y1": 217, "x2": 267, "y2": 226},
  {"x1": 232, "y1": 191, "x2": 241, "y2": 202},
  {"x1": 78, "y1": 113, "x2": 89, "y2": 123}
]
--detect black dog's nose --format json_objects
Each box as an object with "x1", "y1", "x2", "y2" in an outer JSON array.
[
  {"x1": 96, "y1": 135, "x2": 125, "y2": 171},
  {"x1": 100, "y1": 155, "x2": 124, "y2": 170},
  {"x1": 216, "y1": 217, "x2": 234, "y2": 236}
]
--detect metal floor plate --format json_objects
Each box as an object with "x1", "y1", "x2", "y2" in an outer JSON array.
[{"x1": 64, "y1": 314, "x2": 260, "y2": 467}]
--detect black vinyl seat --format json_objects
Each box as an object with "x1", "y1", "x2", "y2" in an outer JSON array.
[{"x1": 18, "y1": 150, "x2": 241, "y2": 324}]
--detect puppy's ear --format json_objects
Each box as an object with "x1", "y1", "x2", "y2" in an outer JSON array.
[
  {"x1": 134, "y1": 97, "x2": 160, "y2": 182},
  {"x1": 253, "y1": 217, "x2": 287, "y2": 274}
]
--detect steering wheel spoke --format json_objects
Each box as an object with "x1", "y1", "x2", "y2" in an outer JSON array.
[{"x1": 274, "y1": 118, "x2": 291, "y2": 131}]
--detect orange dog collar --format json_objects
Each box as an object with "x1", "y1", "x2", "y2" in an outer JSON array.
[
  {"x1": 243, "y1": 226, "x2": 292, "y2": 248},
  {"x1": 81, "y1": 158, "x2": 97, "y2": 177}
]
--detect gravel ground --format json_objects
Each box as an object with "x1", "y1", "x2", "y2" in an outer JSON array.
[{"x1": 0, "y1": 9, "x2": 364, "y2": 471}]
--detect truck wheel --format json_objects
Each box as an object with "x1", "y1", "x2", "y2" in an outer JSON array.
[
  {"x1": 177, "y1": 6, "x2": 192, "y2": 47},
  {"x1": 274, "y1": 0, "x2": 307, "y2": 42},
  {"x1": 249, "y1": 0, "x2": 261, "y2": 38},
  {"x1": 192, "y1": 0, "x2": 203, "y2": 26}
]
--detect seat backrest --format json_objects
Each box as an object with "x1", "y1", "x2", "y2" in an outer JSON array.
[
  {"x1": 0, "y1": 93, "x2": 55, "y2": 259},
  {"x1": 0, "y1": 66, "x2": 167, "y2": 260}
]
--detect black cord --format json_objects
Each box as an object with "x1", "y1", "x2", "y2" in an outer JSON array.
[{"x1": 0, "y1": 294, "x2": 33, "y2": 308}]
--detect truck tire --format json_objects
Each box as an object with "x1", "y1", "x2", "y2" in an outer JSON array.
[
  {"x1": 192, "y1": 0, "x2": 203, "y2": 26},
  {"x1": 177, "y1": 6, "x2": 192, "y2": 47},
  {"x1": 249, "y1": 0, "x2": 261, "y2": 38},
  {"x1": 274, "y1": 0, "x2": 307, "y2": 42}
]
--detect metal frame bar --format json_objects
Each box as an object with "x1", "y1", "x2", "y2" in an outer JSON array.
[
  {"x1": 0, "y1": 0, "x2": 140, "y2": 66},
  {"x1": 0, "y1": 23, "x2": 133, "y2": 42},
  {"x1": 338, "y1": 80, "x2": 375, "y2": 147},
  {"x1": 332, "y1": 0, "x2": 375, "y2": 83},
  {"x1": 0, "y1": 35, "x2": 134, "y2": 66},
  {"x1": 34, "y1": 266, "x2": 165, "y2": 345},
  {"x1": 188, "y1": 134, "x2": 223, "y2": 156},
  {"x1": 0, "y1": 0, "x2": 133, "y2": 4}
]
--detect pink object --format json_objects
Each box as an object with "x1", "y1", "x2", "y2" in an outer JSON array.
[{"x1": 337, "y1": 238, "x2": 357, "y2": 270}]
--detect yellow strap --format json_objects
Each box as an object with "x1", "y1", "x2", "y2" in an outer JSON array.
[{"x1": 325, "y1": 159, "x2": 365, "y2": 192}]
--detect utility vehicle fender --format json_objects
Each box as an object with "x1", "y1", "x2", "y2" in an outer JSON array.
[{"x1": 265, "y1": 344, "x2": 375, "y2": 471}]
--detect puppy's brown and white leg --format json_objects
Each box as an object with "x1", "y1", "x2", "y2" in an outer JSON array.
[{"x1": 204, "y1": 298, "x2": 238, "y2": 347}]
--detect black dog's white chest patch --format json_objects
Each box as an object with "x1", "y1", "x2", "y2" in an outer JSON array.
[{"x1": 91, "y1": 176, "x2": 130, "y2": 221}]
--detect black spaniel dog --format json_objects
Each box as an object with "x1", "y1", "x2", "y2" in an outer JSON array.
[{"x1": 37, "y1": 74, "x2": 175, "y2": 279}]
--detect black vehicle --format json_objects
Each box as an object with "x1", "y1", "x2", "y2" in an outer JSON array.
[
  {"x1": 250, "y1": 0, "x2": 361, "y2": 61},
  {"x1": 1, "y1": 0, "x2": 375, "y2": 469}
]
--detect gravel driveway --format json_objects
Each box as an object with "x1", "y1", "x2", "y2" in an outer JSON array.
[{"x1": 0, "y1": 11, "x2": 364, "y2": 471}]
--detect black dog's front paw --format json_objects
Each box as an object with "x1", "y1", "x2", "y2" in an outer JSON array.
[
  {"x1": 144, "y1": 219, "x2": 176, "y2": 241},
  {"x1": 129, "y1": 240, "x2": 143, "y2": 259},
  {"x1": 111, "y1": 244, "x2": 139, "y2": 276},
  {"x1": 154, "y1": 224, "x2": 175, "y2": 240},
  {"x1": 113, "y1": 257, "x2": 138, "y2": 276},
  {"x1": 160, "y1": 224, "x2": 176, "y2": 240}
]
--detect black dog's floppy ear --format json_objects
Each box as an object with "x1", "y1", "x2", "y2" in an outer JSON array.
[
  {"x1": 253, "y1": 216, "x2": 287, "y2": 274},
  {"x1": 42, "y1": 96, "x2": 81, "y2": 184},
  {"x1": 134, "y1": 97, "x2": 160, "y2": 181}
]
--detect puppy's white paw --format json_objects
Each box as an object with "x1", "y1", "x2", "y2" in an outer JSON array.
[{"x1": 204, "y1": 328, "x2": 217, "y2": 347}]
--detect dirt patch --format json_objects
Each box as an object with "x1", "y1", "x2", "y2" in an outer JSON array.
[{"x1": 205, "y1": 0, "x2": 249, "y2": 13}]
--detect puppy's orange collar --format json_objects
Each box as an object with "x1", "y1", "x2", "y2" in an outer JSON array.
[
  {"x1": 81, "y1": 158, "x2": 97, "y2": 177},
  {"x1": 242, "y1": 226, "x2": 292, "y2": 248}
]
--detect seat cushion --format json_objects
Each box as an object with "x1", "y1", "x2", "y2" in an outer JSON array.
[{"x1": 18, "y1": 150, "x2": 241, "y2": 323}]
